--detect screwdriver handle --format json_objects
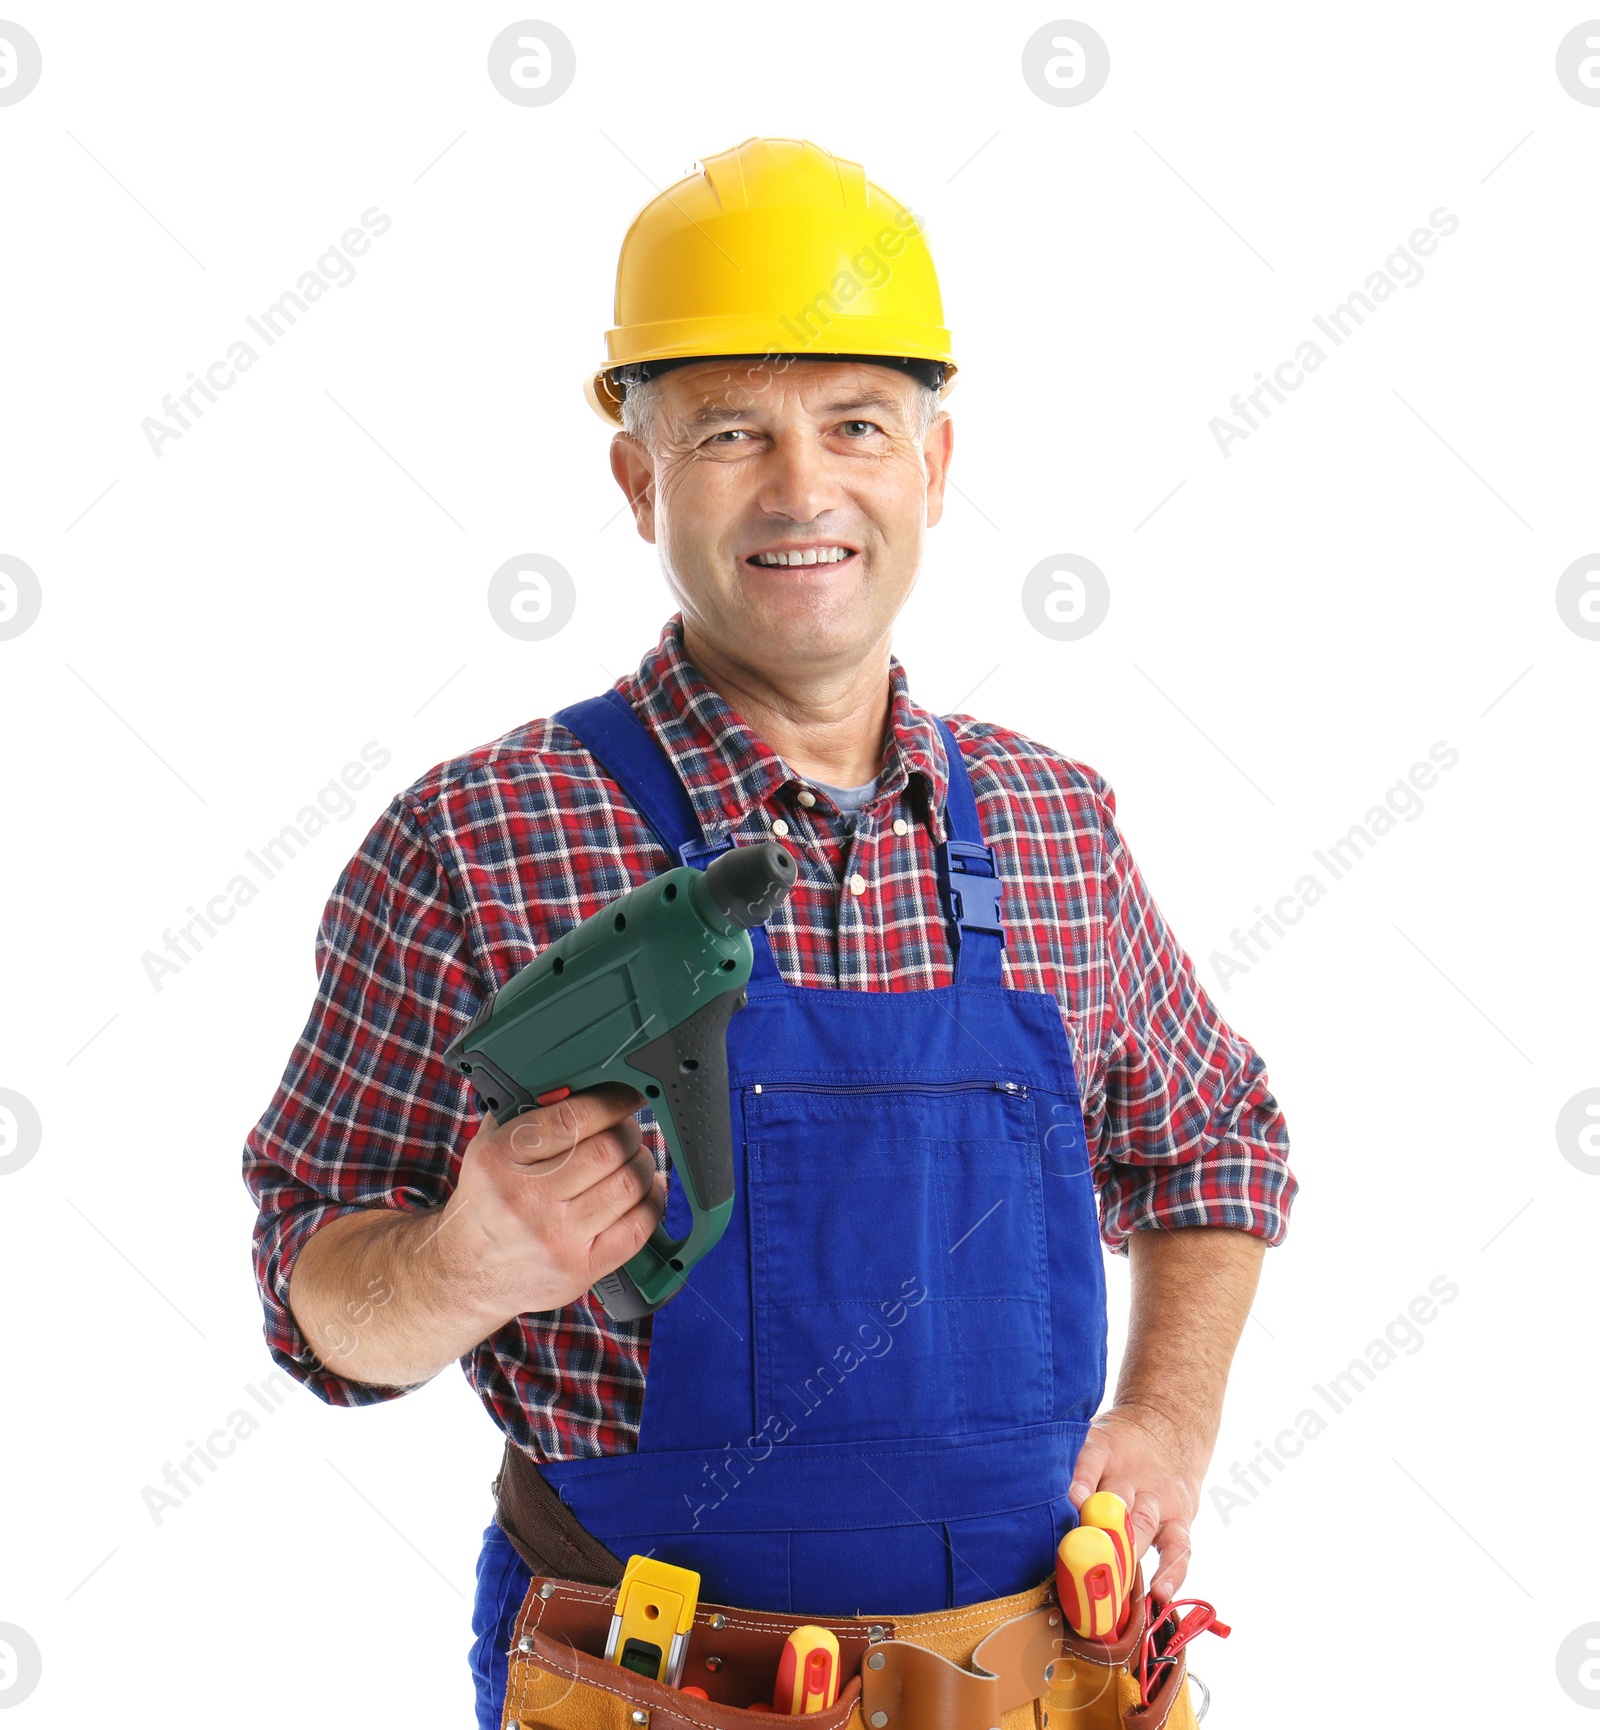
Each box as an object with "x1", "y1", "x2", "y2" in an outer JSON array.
[
  {"x1": 774, "y1": 1625, "x2": 840, "y2": 1713},
  {"x1": 1079, "y1": 1490, "x2": 1136, "y2": 1613},
  {"x1": 1056, "y1": 1526, "x2": 1122, "y2": 1640}
]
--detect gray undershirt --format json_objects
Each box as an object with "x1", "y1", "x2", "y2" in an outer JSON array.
[{"x1": 810, "y1": 774, "x2": 880, "y2": 837}]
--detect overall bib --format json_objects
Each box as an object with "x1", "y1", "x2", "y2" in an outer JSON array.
[{"x1": 529, "y1": 686, "x2": 1110, "y2": 1618}]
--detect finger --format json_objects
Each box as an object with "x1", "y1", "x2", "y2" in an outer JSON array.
[
  {"x1": 555, "y1": 1122, "x2": 649, "y2": 1206},
  {"x1": 1126, "y1": 1489, "x2": 1163, "y2": 1566},
  {"x1": 570, "y1": 1142, "x2": 662, "y2": 1239},
  {"x1": 504, "y1": 1085, "x2": 643, "y2": 1171},
  {"x1": 588, "y1": 1166, "x2": 669, "y2": 1279},
  {"x1": 1095, "y1": 1472, "x2": 1143, "y2": 1527},
  {"x1": 1076, "y1": 1442, "x2": 1142, "y2": 1533},
  {"x1": 1067, "y1": 1430, "x2": 1112, "y2": 1507},
  {"x1": 1146, "y1": 1517, "x2": 1192, "y2": 1606}
]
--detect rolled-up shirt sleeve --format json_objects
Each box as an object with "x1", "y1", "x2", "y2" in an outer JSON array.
[
  {"x1": 1082, "y1": 773, "x2": 1297, "y2": 1253},
  {"x1": 242, "y1": 793, "x2": 483, "y2": 1403}
]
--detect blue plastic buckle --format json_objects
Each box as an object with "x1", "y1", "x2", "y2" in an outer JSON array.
[
  {"x1": 679, "y1": 834, "x2": 736, "y2": 872},
  {"x1": 938, "y1": 838, "x2": 1004, "y2": 939}
]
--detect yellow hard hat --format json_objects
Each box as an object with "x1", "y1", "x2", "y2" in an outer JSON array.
[{"x1": 585, "y1": 136, "x2": 957, "y2": 425}]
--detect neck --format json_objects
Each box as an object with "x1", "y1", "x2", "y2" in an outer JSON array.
[{"x1": 678, "y1": 619, "x2": 891, "y2": 788}]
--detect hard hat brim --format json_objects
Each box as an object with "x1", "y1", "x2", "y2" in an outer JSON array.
[{"x1": 585, "y1": 350, "x2": 959, "y2": 428}]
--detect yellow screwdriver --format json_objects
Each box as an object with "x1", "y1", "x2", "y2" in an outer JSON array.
[
  {"x1": 1056, "y1": 1491, "x2": 1136, "y2": 1639},
  {"x1": 773, "y1": 1625, "x2": 840, "y2": 1713},
  {"x1": 1079, "y1": 1490, "x2": 1136, "y2": 1613},
  {"x1": 1056, "y1": 1526, "x2": 1120, "y2": 1638}
]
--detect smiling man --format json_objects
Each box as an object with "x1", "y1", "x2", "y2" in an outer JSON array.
[
  {"x1": 244, "y1": 137, "x2": 1295, "y2": 1730},
  {"x1": 605, "y1": 355, "x2": 953, "y2": 791}
]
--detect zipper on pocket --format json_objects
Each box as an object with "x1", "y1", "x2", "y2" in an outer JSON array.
[{"x1": 750, "y1": 1079, "x2": 1027, "y2": 1096}]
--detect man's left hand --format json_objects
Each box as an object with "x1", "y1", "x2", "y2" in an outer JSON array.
[
  {"x1": 1065, "y1": 1227, "x2": 1267, "y2": 1608},
  {"x1": 1068, "y1": 1400, "x2": 1208, "y2": 1607}
]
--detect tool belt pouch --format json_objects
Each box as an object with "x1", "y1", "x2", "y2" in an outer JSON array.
[{"x1": 501, "y1": 1564, "x2": 1200, "y2": 1730}]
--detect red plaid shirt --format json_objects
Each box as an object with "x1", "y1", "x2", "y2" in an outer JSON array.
[{"x1": 244, "y1": 612, "x2": 1295, "y2": 1460}]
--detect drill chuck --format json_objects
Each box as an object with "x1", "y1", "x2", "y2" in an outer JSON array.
[{"x1": 701, "y1": 840, "x2": 797, "y2": 929}]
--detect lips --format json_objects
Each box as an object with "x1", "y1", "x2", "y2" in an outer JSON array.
[{"x1": 745, "y1": 545, "x2": 857, "y2": 568}]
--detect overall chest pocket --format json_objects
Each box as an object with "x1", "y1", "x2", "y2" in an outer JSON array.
[{"x1": 744, "y1": 1078, "x2": 1052, "y2": 1447}]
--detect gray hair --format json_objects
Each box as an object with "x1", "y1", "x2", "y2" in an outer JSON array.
[{"x1": 619, "y1": 371, "x2": 943, "y2": 451}]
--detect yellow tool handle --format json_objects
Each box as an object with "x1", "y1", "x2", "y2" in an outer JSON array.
[
  {"x1": 1056, "y1": 1526, "x2": 1122, "y2": 1639},
  {"x1": 1078, "y1": 1489, "x2": 1136, "y2": 1613},
  {"x1": 774, "y1": 1624, "x2": 840, "y2": 1713}
]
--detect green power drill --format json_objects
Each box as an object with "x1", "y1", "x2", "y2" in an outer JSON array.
[{"x1": 443, "y1": 840, "x2": 798, "y2": 1322}]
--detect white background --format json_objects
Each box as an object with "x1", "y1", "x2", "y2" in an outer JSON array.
[{"x1": 2, "y1": 2, "x2": 1597, "y2": 1724}]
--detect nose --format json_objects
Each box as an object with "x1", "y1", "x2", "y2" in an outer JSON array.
[{"x1": 755, "y1": 431, "x2": 847, "y2": 524}]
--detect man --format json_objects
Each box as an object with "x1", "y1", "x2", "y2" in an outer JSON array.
[{"x1": 245, "y1": 137, "x2": 1295, "y2": 1728}]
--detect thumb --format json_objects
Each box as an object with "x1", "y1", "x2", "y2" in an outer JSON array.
[{"x1": 1068, "y1": 1428, "x2": 1111, "y2": 1507}]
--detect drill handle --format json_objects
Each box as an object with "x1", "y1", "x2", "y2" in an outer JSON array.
[{"x1": 590, "y1": 985, "x2": 744, "y2": 1321}]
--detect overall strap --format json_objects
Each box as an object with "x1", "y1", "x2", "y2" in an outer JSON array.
[
  {"x1": 551, "y1": 690, "x2": 1005, "y2": 985},
  {"x1": 552, "y1": 688, "x2": 704, "y2": 864},
  {"x1": 933, "y1": 716, "x2": 1005, "y2": 986}
]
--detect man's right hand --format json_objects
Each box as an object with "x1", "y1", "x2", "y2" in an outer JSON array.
[
  {"x1": 440, "y1": 1081, "x2": 668, "y2": 1315},
  {"x1": 286, "y1": 1081, "x2": 667, "y2": 1389}
]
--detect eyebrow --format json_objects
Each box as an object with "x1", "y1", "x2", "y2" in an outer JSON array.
[{"x1": 679, "y1": 389, "x2": 908, "y2": 431}]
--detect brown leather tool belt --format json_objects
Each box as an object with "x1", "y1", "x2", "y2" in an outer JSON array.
[
  {"x1": 493, "y1": 1440, "x2": 1197, "y2": 1730},
  {"x1": 495, "y1": 1435, "x2": 626, "y2": 1588}
]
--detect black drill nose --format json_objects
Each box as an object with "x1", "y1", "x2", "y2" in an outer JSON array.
[{"x1": 702, "y1": 841, "x2": 798, "y2": 928}]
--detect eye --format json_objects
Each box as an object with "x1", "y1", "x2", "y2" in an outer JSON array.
[
  {"x1": 704, "y1": 428, "x2": 754, "y2": 445},
  {"x1": 839, "y1": 420, "x2": 882, "y2": 438}
]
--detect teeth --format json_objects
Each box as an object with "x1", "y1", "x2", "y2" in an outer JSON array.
[{"x1": 752, "y1": 547, "x2": 852, "y2": 566}]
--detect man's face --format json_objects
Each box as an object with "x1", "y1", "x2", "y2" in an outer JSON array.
[{"x1": 609, "y1": 358, "x2": 954, "y2": 674}]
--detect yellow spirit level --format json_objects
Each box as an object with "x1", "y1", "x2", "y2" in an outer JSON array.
[{"x1": 603, "y1": 1555, "x2": 701, "y2": 1688}]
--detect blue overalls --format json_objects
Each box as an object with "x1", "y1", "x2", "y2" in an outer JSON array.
[{"x1": 469, "y1": 687, "x2": 1107, "y2": 1723}]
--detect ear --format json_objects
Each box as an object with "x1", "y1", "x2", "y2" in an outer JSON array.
[
  {"x1": 922, "y1": 412, "x2": 955, "y2": 529},
  {"x1": 609, "y1": 432, "x2": 658, "y2": 543}
]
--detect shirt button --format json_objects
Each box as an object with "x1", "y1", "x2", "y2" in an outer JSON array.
[
  {"x1": 893, "y1": 818, "x2": 908, "y2": 835},
  {"x1": 848, "y1": 872, "x2": 867, "y2": 895},
  {"x1": 796, "y1": 790, "x2": 817, "y2": 807},
  {"x1": 771, "y1": 818, "x2": 790, "y2": 837}
]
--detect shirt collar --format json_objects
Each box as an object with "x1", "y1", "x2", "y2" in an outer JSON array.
[{"x1": 620, "y1": 612, "x2": 951, "y2": 843}]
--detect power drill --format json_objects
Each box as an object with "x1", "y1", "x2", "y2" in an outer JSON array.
[{"x1": 443, "y1": 841, "x2": 797, "y2": 1321}]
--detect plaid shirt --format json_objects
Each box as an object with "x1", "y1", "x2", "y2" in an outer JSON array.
[{"x1": 244, "y1": 612, "x2": 1295, "y2": 1460}]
